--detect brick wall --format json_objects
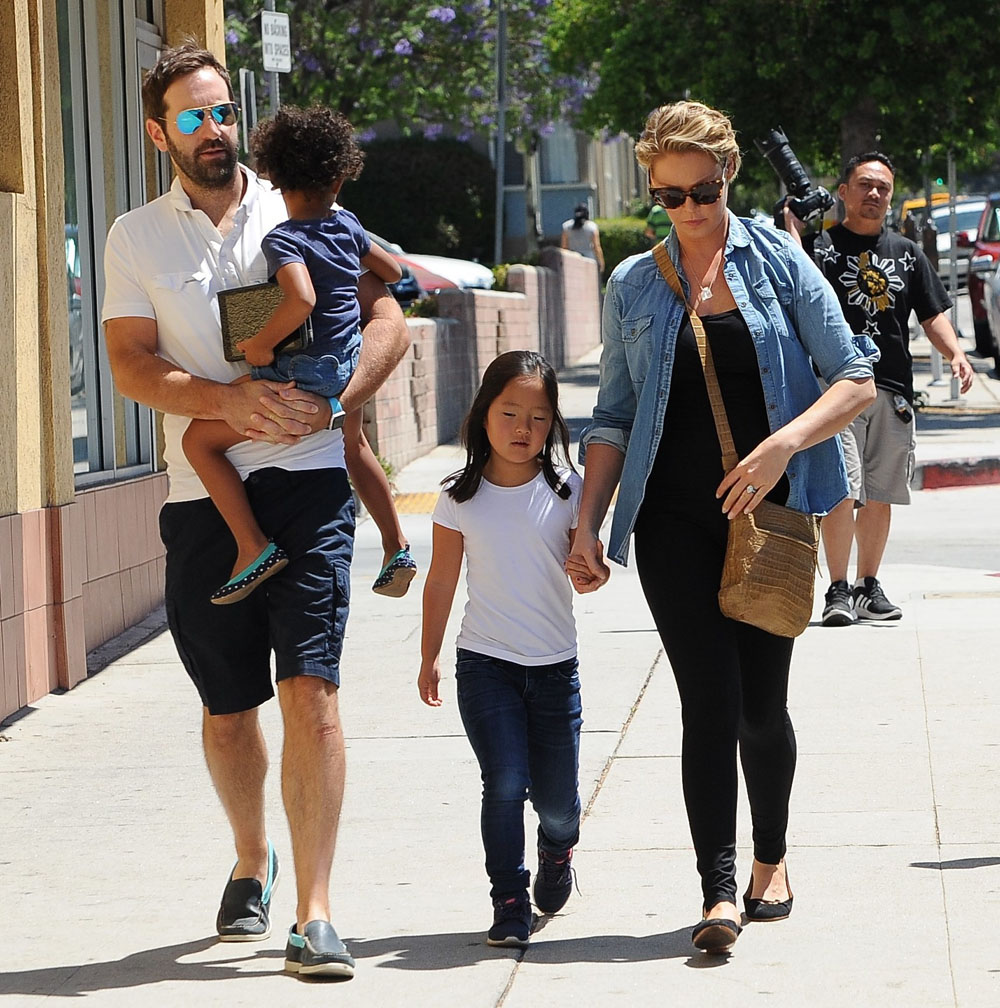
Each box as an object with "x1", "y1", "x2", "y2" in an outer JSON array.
[
  {"x1": 366, "y1": 251, "x2": 601, "y2": 476},
  {"x1": 539, "y1": 246, "x2": 602, "y2": 364}
]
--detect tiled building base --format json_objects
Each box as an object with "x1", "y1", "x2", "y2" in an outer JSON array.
[{"x1": 0, "y1": 473, "x2": 168, "y2": 722}]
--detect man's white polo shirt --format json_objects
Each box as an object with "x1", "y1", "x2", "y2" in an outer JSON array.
[{"x1": 101, "y1": 165, "x2": 345, "y2": 502}]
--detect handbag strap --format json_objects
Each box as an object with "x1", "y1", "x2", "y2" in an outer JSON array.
[{"x1": 652, "y1": 241, "x2": 739, "y2": 473}]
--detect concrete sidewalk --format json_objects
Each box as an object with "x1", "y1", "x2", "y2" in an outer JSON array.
[{"x1": 2, "y1": 345, "x2": 998, "y2": 1007}]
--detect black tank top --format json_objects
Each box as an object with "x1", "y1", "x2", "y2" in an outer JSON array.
[{"x1": 638, "y1": 308, "x2": 789, "y2": 523}]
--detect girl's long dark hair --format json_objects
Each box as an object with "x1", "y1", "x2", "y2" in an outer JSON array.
[
  {"x1": 444, "y1": 350, "x2": 575, "y2": 503},
  {"x1": 572, "y1": 202, "x2": 588, "y2": 229}
]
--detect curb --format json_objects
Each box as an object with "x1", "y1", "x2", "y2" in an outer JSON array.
[{"x1": 913, "y1": 456, "x2": 1000, "y2": 490}]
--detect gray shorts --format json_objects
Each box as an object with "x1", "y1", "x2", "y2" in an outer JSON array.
[{"x1": 840, "y1": 388, "x2": 916, "y2": 506}]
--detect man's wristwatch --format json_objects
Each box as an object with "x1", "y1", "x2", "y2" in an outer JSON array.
[{"x1": 327, "y1": 396, "x2": 346, "y2": 431}]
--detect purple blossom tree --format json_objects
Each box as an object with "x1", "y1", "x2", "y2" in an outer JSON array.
[{"x1": 223, "y1": 0, "x2": 593, "y2": 143}]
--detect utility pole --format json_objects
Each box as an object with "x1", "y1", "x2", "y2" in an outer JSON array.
[
  {"x1": 492, "y1": 0, "x2": 506, "y2": 265},
  {"x1": 946, "y1": 149, "x2": 960, "y2": 399},
  {"x1": 264, "y1": 0, "x2": 280, "y2": 115}
]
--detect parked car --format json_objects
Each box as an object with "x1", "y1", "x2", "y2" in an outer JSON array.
[
  {"x1": 982, "y1": 258, "x2": 1000, "y2": 358},
  {"x1": 928, "y1": 197, "x2": 987, "y2": 289},
  {"x1": 897, "y1": 192, "x2": 951, "y2": 232},
  {"x1": 386, "y1": 261, "x2": 422, "y2": 308},
  {"x1": 962, "y1": 192, "x2": 1000, "y2": 358},
  {"x1": 368, "y1": 232, "x2": 494, "y2": 295}
]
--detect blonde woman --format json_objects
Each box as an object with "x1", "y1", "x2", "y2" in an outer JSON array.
[{"x1": 567, "y1": 101, "x2": 877, "y2": 953}]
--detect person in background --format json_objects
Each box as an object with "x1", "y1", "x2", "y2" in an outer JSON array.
[
  {"x1": 645, "y1": 201, "x2": 672, "y2": 243},
  {"x1": 561, "y1": 202, "x2": 605, "y2": 274},
  {"x1": 786, "y1": 152, "x2": 973, "y2": 626}
]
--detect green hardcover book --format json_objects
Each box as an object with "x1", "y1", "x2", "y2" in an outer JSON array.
[{"x1": 218, "y1": 281, "x2": 313, "y2": 363}]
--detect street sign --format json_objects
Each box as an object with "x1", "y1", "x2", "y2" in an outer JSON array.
[{"x1": 260, "y1": 10, "x2": 291, "y2": 73}]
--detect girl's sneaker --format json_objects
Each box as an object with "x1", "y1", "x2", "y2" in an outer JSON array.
[
  {"x1": 486, "y1": 893, "x2": 535, "y2": 947},
  {"x1": 534, "y1": 846, "x2": 575, "y2": 915}
]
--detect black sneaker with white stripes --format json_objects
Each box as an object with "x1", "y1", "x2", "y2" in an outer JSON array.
[{"x1": 853, "y1": 577, "x2": 902, "y2": 621}]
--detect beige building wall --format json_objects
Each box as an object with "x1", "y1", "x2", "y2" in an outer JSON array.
[{"x1": 0, "y1": 0, "x2": 218, "y2": 722}]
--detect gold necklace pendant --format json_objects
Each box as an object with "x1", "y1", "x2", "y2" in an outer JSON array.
[{"x1": 699, "y1": 284, "x2": 714, "y2": 301}]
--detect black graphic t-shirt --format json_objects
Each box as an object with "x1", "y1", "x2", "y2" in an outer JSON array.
[{"x1": 810, "y1": 224, "x2": 950, "y2": 403}]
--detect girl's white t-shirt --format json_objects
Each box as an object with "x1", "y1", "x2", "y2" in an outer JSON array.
[{"x1": 432, "y1": 469, "x2": 582, "y2": 665}]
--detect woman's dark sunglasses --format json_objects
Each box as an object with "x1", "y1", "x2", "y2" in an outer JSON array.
[
  {"x1": 649, "y1": 178, "x2": 725, "y2": 210},
  {"x1": 161, "y1": 102, "x2": 240, "y2": 135}
]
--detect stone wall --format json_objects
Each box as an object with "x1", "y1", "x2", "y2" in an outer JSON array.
[{"x1": 363, "y1": 249, "x2": 601, "y2": 470}]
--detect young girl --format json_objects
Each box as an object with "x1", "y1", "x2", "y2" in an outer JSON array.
[
  {"x1": 419, "y1": 350, "x2": 592, "y2": 948},
  {"x1": 182, "y1": 104, "x2": 417, "y2": 604}
]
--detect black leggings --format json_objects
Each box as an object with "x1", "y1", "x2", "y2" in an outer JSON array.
[{"x1": 634, "y1": 513, "x2": 796, "y2": 909}]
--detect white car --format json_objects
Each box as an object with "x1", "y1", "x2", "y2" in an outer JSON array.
[
  {"x1": 930, "y1": 198, "x2": 987, "y2": 289},
  {"x1": 368, "y1": 232, "x2": 494, "y2": 293}
]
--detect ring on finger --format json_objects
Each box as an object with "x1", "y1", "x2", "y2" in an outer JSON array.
[{"x1": 746, "y1": 484, "x2": 758, "y2": 495}]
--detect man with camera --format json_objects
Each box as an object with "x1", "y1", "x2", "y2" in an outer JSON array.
[{"x1": 786, "y1": 151, "x2": 973, "y2": 626}]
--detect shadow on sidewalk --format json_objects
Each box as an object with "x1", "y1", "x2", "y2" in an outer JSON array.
[
  {"x1": 347, "y1": 924, "x2": 727, "y2": 970},
  {"x1": 0, "y1": 938, "x2": 287, "y2": 998},
  {"x1": 1, "y1": 926, "x2": 746, "y2": 995},
  {"x1": 558, "y1": 361, "x2": 600, "y2": 389},
  {"x1": 911, "y1": 857, "x2": 1000, "y2": 870}
]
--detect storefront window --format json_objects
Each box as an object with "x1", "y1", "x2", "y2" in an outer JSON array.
[
  {"x1": 57, "y1": 0, "x2": 91, "y2": 472},
  {"x1": 57, "y1": 0, "x2": 163, "y2": 483}
]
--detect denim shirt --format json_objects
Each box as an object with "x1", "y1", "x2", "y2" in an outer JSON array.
[{"x1": 580, "y1": 213, "x2": 879, "y2": 566}]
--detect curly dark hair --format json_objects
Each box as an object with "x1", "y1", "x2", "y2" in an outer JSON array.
[{"x1": 250, "y1": 105, "x2": 365, "y2": 192}]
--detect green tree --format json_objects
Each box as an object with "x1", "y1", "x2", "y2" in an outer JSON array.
[
  {"x1": 225, "y1": 1, "x2": 594, "y2": 143},
  {"x1": 346, "y1": 137, "x2": 495, "y2": 258},
  {"x1": 546, "y1": 0, "x2": 1000, "y2": 188}
]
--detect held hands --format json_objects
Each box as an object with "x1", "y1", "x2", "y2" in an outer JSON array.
[
  {"x1": 717, "y1": 440, "x2": 794, "y2": 518},
  {"x1": 235, "y1": 336, "x2": 276, "y2": 368},
  {"x1": 418, "y1": 659, "x2": 443, "y2": 707},
  {"x1": 566, "y1": 529, "x2": 611, "y2": 594},
  {"x1": 221, "y1": 379, "x2": 324, "y2": 444}
]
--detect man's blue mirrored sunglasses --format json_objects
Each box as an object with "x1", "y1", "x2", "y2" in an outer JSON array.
[{"x1": 161, "y1": 102, "x2": 240, "y2": 135}]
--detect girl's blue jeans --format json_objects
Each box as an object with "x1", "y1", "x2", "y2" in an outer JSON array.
[{"x1": 455, "y1": 647, "x2": 583, "y2": 900}]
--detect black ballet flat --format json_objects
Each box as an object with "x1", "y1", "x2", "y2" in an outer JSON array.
[
  {"x1": 691, "y1": 916, "x2": 742, "y2": 953},
  {"x1": 743, "y1": 870, "x2": 794, "y2": 922}
]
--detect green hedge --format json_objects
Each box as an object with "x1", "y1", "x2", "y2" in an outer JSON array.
[
  {"x1": 345, "y1": 137, "x2": 495, "y2": 261},
  {"x1": 596, "y1": 216, "x2": 654, "y2": 279}
]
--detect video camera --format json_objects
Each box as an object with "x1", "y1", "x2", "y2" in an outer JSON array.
[{"x1": 755, "y1": 128, "x2": 834, "y2": 229}]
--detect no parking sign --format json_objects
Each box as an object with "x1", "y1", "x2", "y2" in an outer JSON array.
[{"x1": 260, "y1": 10, "x2": 291, "y2": 73}]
